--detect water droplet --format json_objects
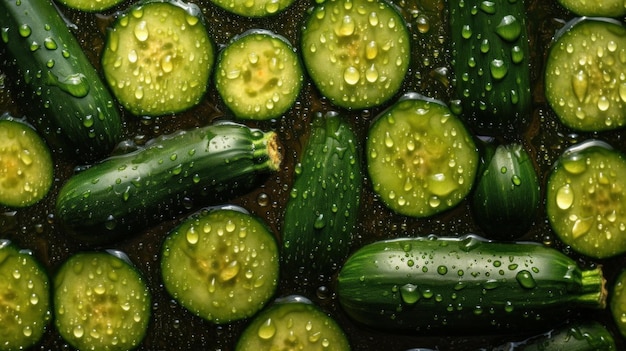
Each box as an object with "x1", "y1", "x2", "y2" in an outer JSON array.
[
  {"x1": 258, "y1": 318, "x2": 276, "y2": 339},
  {"x1": 480, "y1": 1, "x2": 496, "y2": 14},
  {"x1": 555, "y1": 184, "x2": 574, "y2": 210},
  {"x1": 18, "y1": 24, "x2": 31, "y2": 38},
  {"x1": 134, "y1": 20, "x2": 149, "y2": 41},
  {"x1": 495, "y1": 15, "x2": 522, "y2": 42},
  {"x1": 515, "y1": 270, "x2": 536, "y2": 289},
  {"x1": 437, "y1": 265, "x2": 448, "y2": 275},
  {"x1": 186, "y1": 227, "x2": 199, "y2": 244},
  {"x1": 336, "y1": 15, "x2": 355, "y2": 36},
  {"x1": 343, "y1": 66, "x2": 360, "y2": 85},
  {"x1": 461, "y1": 25, "x2": 472, "y2": 39},
  {"x1": 490, "y1": 59, "x2": 508, "y2": 79},
  {"x1": 400, "y1": 283, "x2": 420, "y2": 304}
]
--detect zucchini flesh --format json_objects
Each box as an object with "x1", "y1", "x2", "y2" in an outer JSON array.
[
  {"x1": 0, "y1": 0, "x2": 123, "y2": 159},
  {"x1": 235, "y1": 295, "x2": 351, "y2": 350},
  {"x1": 161, "y1": 206, "x2": 279, "y2": 324},
  {"x1": 54, "y1": 250, "x2": 151, "y2": 351},
  {"x1": 449, "y1": 0, "x2": 531, "y2": 136},
  {"x1": 337, "y1": 235, "x2": 607, "y2": 333},
  {"x1": 102, "y1": 0, "x2": 214, "y2": 117},
  {"x1": 282, "y1": 112, "x2": 362, "y2": 277},
  {"x1": 0, "y1": 240, "x2": 51, "y2": 350},
  {"x1": 55, "y1": 122, "x2": 282, "y2": 243}
]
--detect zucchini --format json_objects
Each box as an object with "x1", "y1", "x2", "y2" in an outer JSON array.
[
  {"x1": 0, "y1": 240, "x2": 51, "y2": 351},
  {"x1": 54, "y1": 250, "x2": 151, "y2": 351},
  {"x1": 161, "y1": 206, "x2": 279, "y2": 324},
  {"x1": 544, "y1": 17, "x2": 626, "y2": 132},
  {"x1": 611, "y1": 267, "x2": 626, "y2": 338},
  {"x1": 235, "y1": 295, "x2": 351, "y2": 351},
  {"x1": 0, "y1": 0, "x2": 123, "y2": 159},
  {"x1": 546, "y1": 140, "x2": 626, "y2": 259},
  {"x1": 486, "y1": 321, "x2": 616, "y2": 351},
  {"x1": 449, "y1": 0, "x2": 532, "y2": 136},
  {"x1": 366, "y1": 93, "x2": 478, "y2": 218},
  {"x1": 210, "y1": 0, "x2": 295, "y2": 17},
  {"x1": 101, "y1": 0, "x2": 215, "y2": 117},
  {"x1": 337, "y1": 235, "x2": 607, "y2": 333},
  {"x1": 282, "y1": 111, "x2": 362, "y2": 277},
  {"x1": 55, "y1": 122, "x2": 282, "y2": 243},
  {"x1": 300, "y1": 0, "x2": 411, "y2": 109},
  {"x1": 471, "y1": 142, "x2": 540, "y2": 239},
  {"x1": 215, "y1": 29, "x2": 303, "y2": 121},
  {"x1": 0, "y1": 113, "x2": 54, "y2": 208}
]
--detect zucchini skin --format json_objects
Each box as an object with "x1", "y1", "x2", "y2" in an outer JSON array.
[
  {"x1": 282, "y1": 112, "x2": 362, "y2": 277},
  {"x1": 449, "y1": 0, "x2": 531, "y2": 136},
  {"x1": 56, "y1": 122, "x2": 282, "y2": 243},
  {"x1": 0, "y1": 0, "x2": 123, "y2": 159},
  {"x1": 486, "y1": 321, "x2": 616, "y2": 351},
  {"x1": 471, "y1": 143, "x2": 540, "y2": 239},
  {"x1": 337, "y1": 235, "x2": 607, "y2": 333}
]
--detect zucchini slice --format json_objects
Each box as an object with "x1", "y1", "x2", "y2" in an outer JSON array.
[
  {"x1": 546, "y1": 140, "x2": 626, "y2": 259},
  {"x1": 161, "y1": 206, "x2": 279, "y2": 324},
  {"x1": 235, "y1": 295, "x2": 350, "y2": 350},
  {"x1": 367, "y1": 93, "x2": 478, "y2": 217},
  {"x1": 215, "y1": 29, "x2": 303, "y2": 120},
  {"x1": 300, "y1": 0, "x2": 411, "y2": 109},
  {"x1": 0, "y1": 240, "x2": 51, "y2": 351},
  {"x1": 54, "y1": 250, "x2": 151, "y2": 351},
  {"x1": 0, "y1": 114, "x2": 53, "y2": 208},
  {"x1": 545, "y1": 17, "x2": 626, "y2": 132},
  {"x1": 102, "y1": 0, "x2": 215, "y2": 116}
]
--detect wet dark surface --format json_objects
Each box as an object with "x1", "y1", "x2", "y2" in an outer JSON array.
[{"x1": 1, "y1": 0, "x2": 626, "y2": 349}]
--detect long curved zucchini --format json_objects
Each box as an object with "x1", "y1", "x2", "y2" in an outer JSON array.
[
  {"x1": 337, "y1": 235, "x2": 607, "y2": 333},
  {"x1": 0, "y1": 0, "x2": 123, "y2": 159},
  {"x1": 281, "y1": 111, "x2": 362, "y2": 277},
  {"x1": 55, "y1": 122, "x2": 282, "y2": 243}
]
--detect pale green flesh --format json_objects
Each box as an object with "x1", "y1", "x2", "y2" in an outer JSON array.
[
  {"x1": 545, "y1": 19, "x2": 626, "y2": 132},
  {"x1": 367, "y1": 97, "x2": 478, "y2": 217},
  {"x1": 547, "y1": 143, "x2": 626, "y2": 259},
  {"x1": 236, "y1": 299, "x2": 351, "y2": 350},
  {"x1": 216, "y1": 31, "x2": 303, "y2": 120},
  {"x1": 161, "y1": 209, "x2": 279, "y2": 324},
  {"x1": 301, "y1": 0, "x2": 411, "y2": 109},
  {"x1": 54, "y1": 252, "x2": 151, "y2": 351},
  {"x1": 102, "y1": 2, "x2": 214, "y2": 116},
  {"x1": 0, "y1": 243, "x2": 50, "y2": 351}
]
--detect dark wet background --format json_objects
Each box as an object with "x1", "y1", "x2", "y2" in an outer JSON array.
[{"x1": 1, "y1": 0, "x2": 625, "y2": 349}]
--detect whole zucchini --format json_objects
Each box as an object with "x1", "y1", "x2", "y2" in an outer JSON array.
[
  {"x1": 337, "y1": 235, "x2": 607, "y2": 333},
  {"x1": 449, "y1": 0, "x2": 531, "y2": 136},
  {"x1": 282, "y1": 111, "x2": 362, "y2": 277},
  {"x1": 471, "y1": 142, "x2": 540, "y2": 239},
  {"x1": 486, "y1": 320, "x2": 616, "y2": 351},
  {"x1": 56, "y1": 122, "x2": 282, "y2": 243},
  {"x1": 0, "y1": 0, "x2": 123, "y2": 159}
]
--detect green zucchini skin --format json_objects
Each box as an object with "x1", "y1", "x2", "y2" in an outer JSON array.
[
  {"x1": 56, "y1": 122, "x2": 282, "y2": 243},
  {"x1": 449, "y1": 0, "x2": 531, "y2": 136},
  {"x1": 282, "y1": 111, "x2": 362, "y2": 277},
  {"x1": 471, "y1": 143, "x2": 540, "y2": 239},
  {"x1": 487, "y1": 321, "x2": 616, "y2": 351},
  {"x1": 0, "y1": 0, "x2": 123, "y2": 159},
  {"x1": 337, "y1": 235, "x2": 607, "y2": 333}
]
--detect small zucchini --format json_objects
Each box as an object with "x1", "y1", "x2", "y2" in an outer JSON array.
[
  {"x1": 471, "y1": 142, "x2": 540, "y2": 239},
  {"x1": 282, "y1": 111, "x2": 362, "y2": 277},
  {"x1": 0, "y1": 0, "x2": 123, "y2": 159},
  {"x1": 337, "y1": 235, "x2": 607, "y2": 333},
  {"x1": 449, "y1": 0, "x2": 532, "y2": 136},
  {"x1": 55, "y1": 122, "x2": 282, "y2": 243}
]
